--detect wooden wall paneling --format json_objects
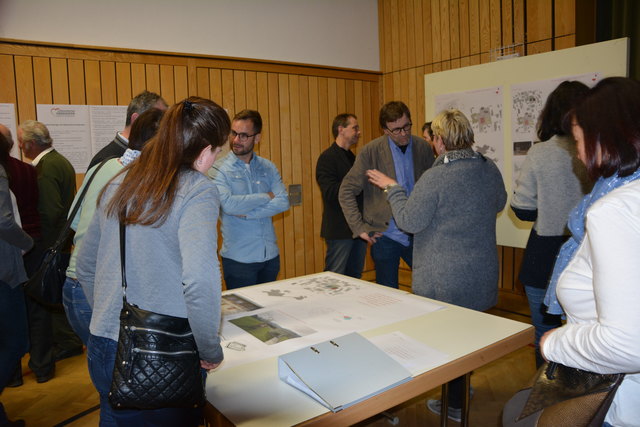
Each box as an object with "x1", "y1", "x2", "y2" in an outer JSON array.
[
  {"x1": 33, "y1": 57, "x2": 52, "y2": 104},
  {"x1": 470, "y1": 53, "x2": 481, "y2": 65},
  {"x1": 50, "y1": 58, "x2": 69, "y2": 104},
  {"x1": 209, "y1": 69, "x2": 222, "y2": 105},
  {"x1": 362, "y1": 80, "x2": 373, "y2": 149},
  {"x1": 514, "y1": 0, "x2": 525, "y2": 45},
  {"x1": 398, "y1": 0, "x2": 409, "y2": 70},
  {"x1": 327, "y1": 78, "x2": 338, "y2": 131},
  {"x1": 526, "y1": 0, "x2": 552, "y2": 43},
  {"x1": 490, "y1": 0, "x2": 502, "y2": 50},
  {"x1": 277, "y1": 73, "x2": 294, "y2": 279},
  {"x1": 336, "y1": 79, "x2": 346, "y2": 114},
  {"x1": 69, "y1": 59, "x2": 87, "y2": 105},
  {"x1": 415, "y1": 66, "x2": 425, "y2": 123},
  {"x1": 186, "y1": 59, "x2": 198, "y2": 97},
  {"x1": 459, "y1": 0, "x2": 470, "y2": 57},
  {"x1": 0, "y1": 55, "x2": 16, "y2": 103},
  {"x1": 345, "y1": 79, "x2": 355, "y2": 114},
  {"x1": 299, "y1": 75, "x2": 316, "y2": 275},
  {"x1": 407, "y1": 68, "x2": 418, "y2": 125},
  {"x1": 422, "y1": 0, "x2": 433, "y2": 65},
  {"x1": 233, "y1": 70, "x2": 246, "y2": 112},
  {"x1": 290, "y1": 75, "x2": 307, "y2": 276},
  {"x1": 392, "y1": 72, "x2": 402, "y2": 102},
  {"x1": 527, "y1": 40, "x2": 553, "y2": 55},
  {"x1": 84, "y1": 61, "x2": 101, "y2": 105},
  {"x1": 308, "y1": 76, "x2": 325, "y2": 273},
  {"x1": 502, "y1": 0, "x2": 514, "y2": 46},
  {"x1": 469, "y1": 0, "x2": 481, "y2": 55},
  {"x1": 501, "y1": 246, "x2": 516, "y2": 292},
  {"x1": 460, "y1": 55, "x2": 471, "y2": 67},
  {"x1": 555, "y1": 35, "x2": 576, "y2": 50},
  {"x1": 383, "y1": 73, "x2": 394, "y2": 103},
  {"x1": 390, "y1": 0, "x2": 401, "y2": 72},
  {"x1": 245, "y1": 71, "x2": 257, "y2": 111},
  {"x1": 160, "y1": 64, "x2": 175, "y2": 105},
  {"x1": 450, "y1": 58, "x2": 461, "y2": 69},
  {"x1": 196, "y1": 68, "x2": 210, "y2": 99},
  {"x1": 413, "y1": 0, "x2": 424, "y2": 66},
  {"x1": 130, "y1": 63, "x2": 146, "y2": 97},
  {"x1": 100, "y1": 61, "x2": 117, "y2": 105},
  {"x1": 115, "y1": 62, "x2": 132, "y2": 106},
  {"x1": 513, "y1": 247, "x2": 525, "y2": 294},
  {"x1": 266, "y1": 72, "x2": 284, "y2": 278},
  {"x1": 440, "y1": 0, "x2": 451, "y2": 61},
  {"x1": 449, "y1": 0, "x2": 461, "y2": 61},
  {"x1": 353, "y1": 80, "x2": 364, "y2": 148},
  {"x1": 479, "y1": 0, "x2": 491, "y2": 56},
  {"x1": 14, "y1": 56, "x2": 36, "y2": 122},
  {"x1": 555, "y1": 0, "x2": 575, "y2": 37},
  {"x1": 174, "y1": 65, "x2": 188, "y2": 102},
  {"x1": 145, "y1": 64, "x2": 161, "y2": 94},
  {"x1": 221, "y1": 69, "x2": 235, "y2": 119},
  {"x1": 431, "y1": 0, "x2": 442, "y2": 63}
]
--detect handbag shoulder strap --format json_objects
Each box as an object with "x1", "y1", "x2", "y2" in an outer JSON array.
[
  {"x1": 53, "y1": 157, "x2": 113, "y2": 250},
  {"x1": 119, "y1": 221, "x2": 128, "y2": 302}
]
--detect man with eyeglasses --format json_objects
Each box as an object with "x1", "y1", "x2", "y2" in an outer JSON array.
[
  {"x1": 210, "y1": 109, "x2": 289, "y2": 289},
  {"x1": 339, "y1": 101, "x2": 434, "y2": 288},
  {"x1": 316, "y1": 113, "x2": 367, "y2": 278}
]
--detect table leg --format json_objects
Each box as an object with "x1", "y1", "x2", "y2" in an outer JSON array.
[{"x1": 440, "y1": 382, "x2": 449, "y2": 427}]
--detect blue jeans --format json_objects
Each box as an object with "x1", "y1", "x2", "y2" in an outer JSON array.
[
  {"x1": 324, "y1": 238, "x2": 367, "y2": 278},
  {"x1": 63, "y1": 277, "x2": 92, "y2": 345},
  {"x1": 525, "y1": 285, "x2": 562, "y2": 368},
  {"x1": 222, "y1": 255, "x2": 280, "y2": 290},
  {"x1": 87, "y1": 334, "x2": 201, "y2": 427},
  {"x1": 370, "y1": 235, "x2": 413, "y2": 289},
  {"x1": 0, "y1": 281, "x2": 29, "y2": 392}
]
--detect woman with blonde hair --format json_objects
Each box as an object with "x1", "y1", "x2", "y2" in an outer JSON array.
[
  {"x1": 77, "y1": 97, "x2": 230, "y2": 426},
  {"x1": 367, "y1": 109, "x2": 506, "y2": 422}
]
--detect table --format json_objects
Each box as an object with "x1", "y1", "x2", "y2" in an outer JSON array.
[{"x1": 204, "y1": 273, "x2": 533, "y2": 426}]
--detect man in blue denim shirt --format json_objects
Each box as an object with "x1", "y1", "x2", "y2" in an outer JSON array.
[{"x1": 210, "y1": 110, "x2": 289, "y2": 289}]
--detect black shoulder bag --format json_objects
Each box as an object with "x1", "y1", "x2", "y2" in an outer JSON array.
[
  {"x1": 108, "y1": 221, "x2": 205, "y2": 410},
  {"x1": 24, "y1": 158, "x2": 110, "y2": 306}
]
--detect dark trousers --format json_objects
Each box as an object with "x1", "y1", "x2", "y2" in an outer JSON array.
[
  {"x1": 222, "y1": 255, "x2": 280, "y2": 290},
  {"x1": 324, "y1": 238, "x2": 367, "y2": 278},
  {"x1": 370, "y1": 235, "x2": 413, "y2": 289},
  {"x1": 0, "y1": 281, "x2": 29, "y2": 391}
]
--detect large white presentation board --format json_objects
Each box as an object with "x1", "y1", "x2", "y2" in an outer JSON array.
[{"x1": 425, "y1": 38, "x2": 629, "y2": 248}]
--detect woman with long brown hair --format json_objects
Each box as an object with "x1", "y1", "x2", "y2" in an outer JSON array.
[{"x1": 77, "y1": 97, "x2": 230, "y2": 426}]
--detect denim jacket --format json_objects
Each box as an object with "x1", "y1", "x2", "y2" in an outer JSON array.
[{"x1": 210, "y1": 152, "x2": 289, "y2": 263}]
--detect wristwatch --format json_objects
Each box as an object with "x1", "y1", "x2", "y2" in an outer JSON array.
[{"x1": 383, "y1": 183, "x2": 399, "y2": 193}]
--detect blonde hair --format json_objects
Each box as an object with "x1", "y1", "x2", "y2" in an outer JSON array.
[{"x1": 431, "y1": 109, "x2": 474, "y2": 151}]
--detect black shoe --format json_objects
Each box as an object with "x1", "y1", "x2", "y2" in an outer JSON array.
[
  {"x1": 54, "y1": 346, "x2": 83, "y2": 361},
  {"x1": 6, "y1": 377, "x2": 23, "y2": 388},
  {"x1": 36, "y1": 369, "x2": 55, "y2": 383}
]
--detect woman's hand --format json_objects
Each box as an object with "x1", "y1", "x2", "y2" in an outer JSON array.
[
  {"x1": 539, "y1": 328, "x2": 557, "y2": 363},
  {"x1": 201, "y1": 360, "x2": 221, "y2": 371},
  {"x1": 366, "y1": 169, "x2": 397, "y2": 190}
]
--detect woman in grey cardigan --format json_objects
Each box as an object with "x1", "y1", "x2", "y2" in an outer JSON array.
[{"x1": 367, "y1": 109, "x2": 506, "y2": 421}]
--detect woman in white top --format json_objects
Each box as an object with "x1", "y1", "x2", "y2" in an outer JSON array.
[{"x1": 539, "y1": 77, "x2": 640, "y2": 426}]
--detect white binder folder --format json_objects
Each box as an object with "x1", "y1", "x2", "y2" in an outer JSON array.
[{"x1": 277, "y1": 332, "x2": 412, "y2": 412}]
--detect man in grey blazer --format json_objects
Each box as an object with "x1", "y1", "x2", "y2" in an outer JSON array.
[{"x1": 339, "y1": 101, "x2": 434, "y2": 288}]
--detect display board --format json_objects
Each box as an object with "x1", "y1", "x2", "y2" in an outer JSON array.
[{"x1": 425, "y1": 38, "x2": 629, "y2": 248}]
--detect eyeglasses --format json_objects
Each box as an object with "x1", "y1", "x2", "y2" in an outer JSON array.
[
  {"x1": 230, "y1": 130, "x2": 258, "y2": 142},
  {"x1": 386, "y1": 122, "x2": 412, "y2": 136}
]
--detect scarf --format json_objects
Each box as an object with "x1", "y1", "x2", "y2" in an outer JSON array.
[
  {"x1": 544, "y1": 167, "x2": 640, "y2": 315},
  {"x1": 432, "y1": 147, "x2": 477, "y2": 167}
]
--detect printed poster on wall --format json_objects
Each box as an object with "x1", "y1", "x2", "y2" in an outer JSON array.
[
  {"x1": 510, "y1": 72, "x2": 600, "y2": 189},
  {"x1": 0, "y1": 103, "x2": 19, "y2": 158},
  {"x1": 434, "y1": 86, "x2": 505, "y2": 176}
]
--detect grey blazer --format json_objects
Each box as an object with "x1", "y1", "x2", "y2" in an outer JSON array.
[
  {"x1": 339, "y1": 135, "x2": 434, "y2": 238},
  {"x1": 1, "y1": 166, "x2": 34, "y2": 288}
]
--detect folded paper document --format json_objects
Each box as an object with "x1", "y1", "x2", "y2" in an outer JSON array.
[{"x1": 278, "y1": 332, "x2": 412, "y2": 412}]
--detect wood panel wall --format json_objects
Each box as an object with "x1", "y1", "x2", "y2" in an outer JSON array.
[
  {"x1": 378, "y1": 0, "x2": 577, "y2": 312},
  {"x1": 0, "y1": 39, "x2": 380, "y2": 285}
]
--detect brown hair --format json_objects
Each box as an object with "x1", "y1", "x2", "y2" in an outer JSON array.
[{"x1": 103, "y1": 97, "x2": 230, "y2": 225}]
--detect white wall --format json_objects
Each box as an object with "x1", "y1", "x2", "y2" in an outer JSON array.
[{"x1": 0, "y1": 0, "x2": 380, "y2": 71}]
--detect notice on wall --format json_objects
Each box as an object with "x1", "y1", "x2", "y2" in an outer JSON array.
[
  {"x1": 435, "y1": 86, "x2": 505, "y2": 176},
  {"x1": 0, "y1": 103, "x2": 19, "y2": 158},
  {"x1": 37, "y1": 104, "x2": 127, "y2": 173},
  {"x1": 510, "y1": 73, "x2": 600, "y2": 189}
]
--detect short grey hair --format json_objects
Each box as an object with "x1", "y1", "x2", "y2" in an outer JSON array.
[
  {"x1": 19, "y1": 120, "x2": 53, "y2": 147},
  {"x1": 125, "y1": 91, "x2": 167, "y2": 126}
]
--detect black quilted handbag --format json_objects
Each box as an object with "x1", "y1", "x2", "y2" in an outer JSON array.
[
  {"x1": 503, "y1": 361, "x2": 624, "y2": 426},
  {"x1": 108, "y1": 222, "x2": 205, "y2": 410}
]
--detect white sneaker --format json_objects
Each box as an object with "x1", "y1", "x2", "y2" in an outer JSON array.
[{"x1": 427, "y1": 399, "x2": 462, "y2": 423}]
